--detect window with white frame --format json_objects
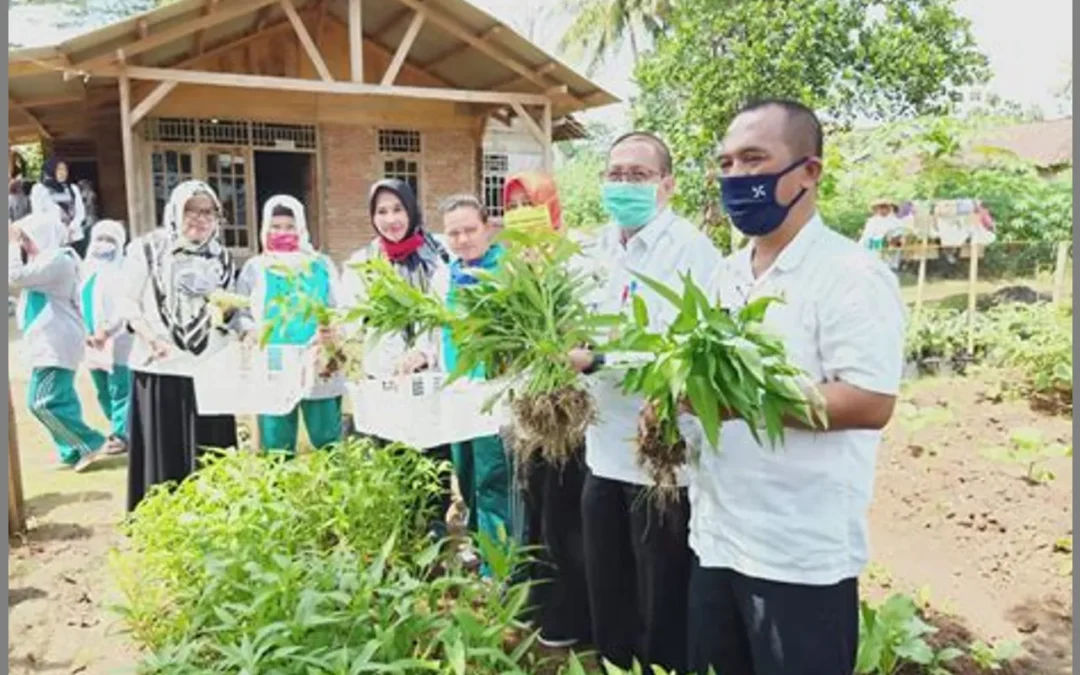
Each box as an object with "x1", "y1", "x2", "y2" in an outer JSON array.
[
  {"x1": 379, "y1": 129, "x2": 422, "y2": 201},
  {"x1": 482, "y1": 153, "x2": 509, "y2": 217}
]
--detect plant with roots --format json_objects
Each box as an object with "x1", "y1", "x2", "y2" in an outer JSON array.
[
  {"x1": 347, "y1": 227, "x2": 614, "y2": 465},
  {"x1": 608, "y1": 273, "x2": 826, "y2": 497}
]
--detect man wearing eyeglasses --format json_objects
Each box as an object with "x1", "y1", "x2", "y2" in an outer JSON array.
[{"x1": 567, "y1": 131, "x2": 725, "y2": 672}]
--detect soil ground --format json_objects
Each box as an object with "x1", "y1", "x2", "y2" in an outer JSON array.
[{"x1": 7, "y1": 330, "x2": 1073, "y2": 673}]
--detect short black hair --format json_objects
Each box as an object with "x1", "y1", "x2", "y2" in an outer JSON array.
[
  {"x1": 736, "y1": 98, "x2": 824, "y2": 159},
  {"x1": 271, "y1": 204, "x2": 295, "y2": 218},
  {"x1": 609, "y1": 131, "x2": 673, "y2": 176}
]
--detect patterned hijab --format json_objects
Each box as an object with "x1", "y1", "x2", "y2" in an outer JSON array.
[{"x1": 146, "y1": 179, "x2": 234, "y2": 355}]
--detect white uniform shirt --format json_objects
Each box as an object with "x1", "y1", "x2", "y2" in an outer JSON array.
[
  {"x1": 339, "y1": 246, "x2": 450, "y2": 378},
  {"x1": 689, "y1": 213, "x2": 906, "y2": 585},
  {"x1": 583, "y1": 208, "x2": 726, "y2": 486},
  {"x1": 9, "y1": 247, "x2": 85, "y2": 371}
]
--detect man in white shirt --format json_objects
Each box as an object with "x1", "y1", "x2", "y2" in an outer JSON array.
[
  {"x1": 568, "y1": 132, "x2": 725, "y2": 672},
  {"x1": 687, "y1": 100, "x2": 905, "y2": 674}
]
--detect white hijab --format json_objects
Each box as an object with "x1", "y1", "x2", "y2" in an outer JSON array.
[
  {"x1": 260, "y1": 194, "x2": 314, "y2": 268},
  {"x1": 15, "y1": 210, "x2": 66, "y2": 254},
  {"x1": 83, "y1": 219, "x2": 127, "y2": 275}
]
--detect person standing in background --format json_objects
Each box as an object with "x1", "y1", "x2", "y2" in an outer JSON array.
[
  {"x1": 236, "y1": 195, "x2": 345, "y2": 457},
  {"x1": 567, "y1": 132, "x2": 724, "y2": 672},
  {"x1": 31, "y1": 157, "x2": 87, "y2": 257},
  {"x1": 9, "y1": 211, "x2": 107, "y2": 472},
  {"x1": 439, "y1": 194, "x2": 517, "y2": 577},
  {"x1": 120, "y1": 180, "x2": 239, "y2": 512},
  {"x1": 9, "y1": 150, "x2": 32, "y2": 223},
  {"x1": 340, "y1": 179, "x2": 454, "y2": 540},
  {"x1": 80, "y1": 219, "x2": 135, "y2": 457},
  {"x1": 501, "y1": 171, "x2": 592, "y2": 648}
]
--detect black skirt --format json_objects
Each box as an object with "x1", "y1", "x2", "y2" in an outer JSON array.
[{"x1": 126, "y1": 370, "x2": 237, "y2": 512}]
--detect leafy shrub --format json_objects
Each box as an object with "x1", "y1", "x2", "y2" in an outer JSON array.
[
  {"x1": 981, "y1": 302, "x2": 1073, "y2": 408},
  {"x1": 112, "y1": 439, "x2": 446, "y2": 653},
  {"x1": 856, "y1": 594, "x2": 964, "y2": 675}
]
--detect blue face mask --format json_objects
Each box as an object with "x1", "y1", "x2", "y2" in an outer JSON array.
[
  {"x1": 602, "y1": 182, "x2": 659, "y2": 229},
  {"x1": 720, "y1": 157, "x2": 810, "y2": 237}
]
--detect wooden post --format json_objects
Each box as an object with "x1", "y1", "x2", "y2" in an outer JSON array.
[
  {"x1": 967, "y1": 242, "x2": 980, "y2": 354},
  {"x1": 118, "y1": 73, "x2": 138, "y2": 227},
  {"x1": 542, "y1": 102, "x2": 553, "y2": 173},
  {"x1": 9, "y1": 386, "x2": 26, "y2": 537},
  {"x1": 914, "y1": 231, "x2": 929, "y2": 316},
  {"x1": 349, "y1": 0, "x2": 363, "y2": 82},
  {"x1": 1053, "y1": 241, "x2": 1069, "y2": 306}
]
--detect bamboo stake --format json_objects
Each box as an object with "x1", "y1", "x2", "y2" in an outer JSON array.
[
  {"x1": 1052, "y1": 240, "x2": 1069, "y2": 306},
  {"x1": 967, "y1": 242, "x2": 980, "y2": 354},
  {"x1": 914, "y1": 228, "x2": 929, "y2": 316},
  {"x1": 9, "y1": 385, "x2": 26, "y2": 537}
]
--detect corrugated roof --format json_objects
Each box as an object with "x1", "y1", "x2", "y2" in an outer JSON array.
[
  {"x1": 8, "y1": 0, "x2": 618, "y2": 142},
  {"x1": 970, "y1": 117, "x2": 1073, "y2": 168}
]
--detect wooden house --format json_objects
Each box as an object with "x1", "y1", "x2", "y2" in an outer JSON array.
[{"x1": 8, "y1": 0, "x2": 617, "y2": 261}]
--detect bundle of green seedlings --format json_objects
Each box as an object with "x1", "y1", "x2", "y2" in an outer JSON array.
[
  {"x1": 610, "y1": 272, "x2": 827, "y2": 497},
  {"x1": 259, "y1": 261, "x2": 354, "y2": 379},
  {"x1": 349, "y1": 227, "x2": 613, "y2": 466}
]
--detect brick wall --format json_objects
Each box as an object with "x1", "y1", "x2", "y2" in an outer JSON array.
[{"x1": 320, "y1": 123, "x2": 478, "y2": 263}]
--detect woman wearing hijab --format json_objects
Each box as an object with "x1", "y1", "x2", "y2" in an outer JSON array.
[
  {"x1": 501, "y1": 173, "x2": 592, "y2": 647},
  {"x1": 9, "y1": 151, "x2": 32, "y2": 223},
  {"x1": 80, "y1": 220, "x2": 135, "y2": 456},
  {"x1": 341, "y1": 179, "x2": 454, "y2": 539},
  {"x1": 119, "y1": 179, "x2": 239, "y2": 512},
  {"x1": 438, "y1": 194, "x2": 517, "y2": 579},
  {"x1": 31, "y1": 157, "x2": 87, "y2": 256},
  {"x1": 8, "y1": 211, "x2": 107, "y2": 472},
  {"x1": 235, "y1": 195, "x2": 344, "y2": 456}
]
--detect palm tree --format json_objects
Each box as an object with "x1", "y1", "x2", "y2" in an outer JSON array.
[{"x1": 557, "y1": 0, "x2": 673, "y2": 75}]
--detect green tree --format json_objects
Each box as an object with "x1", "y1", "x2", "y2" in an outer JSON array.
[
  {"x1": 633, "y1": 0, "x2": 990, "y2": 230},
  {"x1": 558, "y1": 0, "x2": 673, "y2": 74}
]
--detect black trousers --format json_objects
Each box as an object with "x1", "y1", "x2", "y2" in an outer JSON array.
[
  {"x1": 521, "y1": 449, "x2": 592, "y2": 642},
  {"x1": 581, "y1": 470, "x2": 690, "y2": 672},
  {"x1": 687, "y1": 557, "x2": 859, "y2": 675},
  {"x1": 127, "y1": 371, "x2": 237, "y2": 512}
]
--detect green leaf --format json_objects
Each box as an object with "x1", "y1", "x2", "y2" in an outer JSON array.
[
  {"x1": 632, "y1": 293, "x2": 650, "y2": 328},
  {"x1": 633, "y1": 272, "x2": 683, "y2": 308},
  {"x1": 686, "y1": 375, "x2": 721, "y2": 448}
]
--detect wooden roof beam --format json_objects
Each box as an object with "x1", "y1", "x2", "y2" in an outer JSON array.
[
  {"x1": 280, "y1": 0, "x2": 333, "y2": 81},
  {"x1": 387, "y1": 0, "x2": 575, "y2": 107},
  {"x1": 101, "y1": 65, "x2": 553, "y2": 107},
  {"x1": 417, "y1": 24, "x2": 502, "y2": 69},
  {"x1": 131, "y1": 80, "x2": 178, "y2": 125},
  {"x1": 491, "y1": 61, "x2": 557, "y2": 91},
  {"x1": 193, "y1": 0, "x2": 222, "y2": 56},
  {"x1": 10, "y1": 95, "x2": 86, "y2": 108},
  {"x1": 381, "y1": 11, "x2": 425, "y2": 86},
  {"x1": 9, "y1": 97, "x2": 52, "y2": 139},
  {"x1": 349, "y1": 0, "x2": 363, "y2": 82},
  {"x1": 73, "y1": 0, "x2": 281, "y2": 72}
]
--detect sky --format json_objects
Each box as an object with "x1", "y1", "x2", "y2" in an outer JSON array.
[{"x1": 10, "y1": 0, "x2": 1074, "y2": 126}]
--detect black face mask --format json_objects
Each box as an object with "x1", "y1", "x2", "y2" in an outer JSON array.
[{"x1": 720, "y1": 157, "x2": 810, "y2": 237}]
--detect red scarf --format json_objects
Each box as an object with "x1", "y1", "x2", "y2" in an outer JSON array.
[{"x1": 380, "y1": 231, "x2": 425, "y2": 262}]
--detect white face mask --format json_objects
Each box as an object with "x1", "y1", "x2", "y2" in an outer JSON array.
[{"x1": 90, "y1": 242, "x2": 119, "y2": 262}]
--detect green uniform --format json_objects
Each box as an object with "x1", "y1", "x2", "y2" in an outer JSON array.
[{"x1": 443, "y1": 245, "x2": 516, "y2": 577}]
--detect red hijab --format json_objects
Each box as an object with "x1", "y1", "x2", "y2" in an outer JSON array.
[{"x1": 503, "y1": 171, "x2": 563, "y2": 232}]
